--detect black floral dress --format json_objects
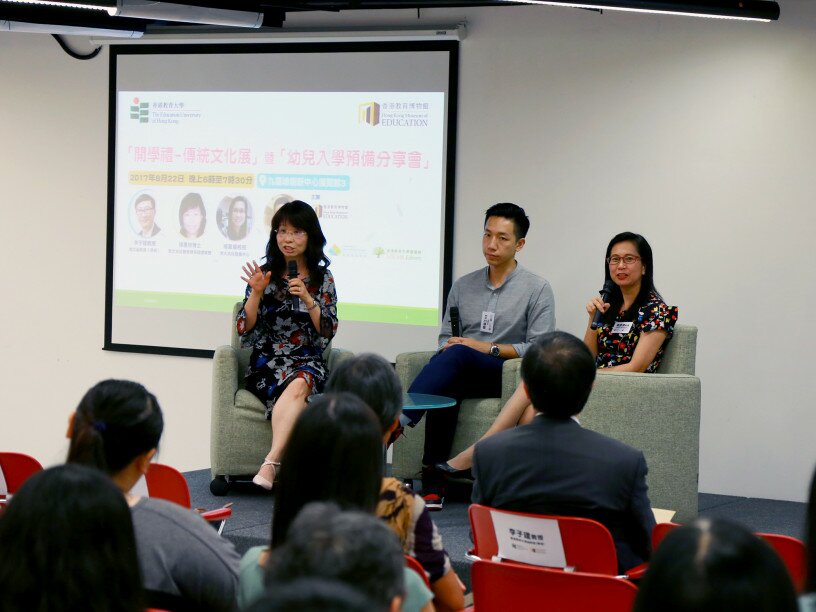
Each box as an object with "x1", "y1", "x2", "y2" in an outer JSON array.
[
  {"x1": 594, "y1": 292, "x2": 678, "y2": 372},
  {"x1": 237, "y1": 268, "x2": 338, "y2": 419}
]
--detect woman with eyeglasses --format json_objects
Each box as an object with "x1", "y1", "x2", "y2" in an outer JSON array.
[
  {"x1": 435, "y1": 231, "x2": 678, "y2": 480},
  {"x1": 239, "y1": 200, "x2": 338, "y2": 490}
]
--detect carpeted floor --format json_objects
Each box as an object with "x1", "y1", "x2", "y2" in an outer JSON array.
[{"x1": 186, "y1": 468, "x2": 808, "y2": 591}]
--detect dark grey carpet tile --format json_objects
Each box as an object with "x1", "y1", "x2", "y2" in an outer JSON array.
[
  {"x1": 698, "y1": 498, "x2": 807, "y2": 539},
  {"x1": 698, "y1": 493, "x2": 746, "y2": 511}
]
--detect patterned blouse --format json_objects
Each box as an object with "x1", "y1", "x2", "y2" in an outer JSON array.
[
  {"x1": 237, "y1": 268, "x2": 338, "y2": 417},
  {"x1": 594, "y1": 291, "x2": 678, "y2": 372}
]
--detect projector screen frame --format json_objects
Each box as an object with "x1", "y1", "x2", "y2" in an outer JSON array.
[{"x1": 104, "y1": 39, "x2": 459, "y2": 358}]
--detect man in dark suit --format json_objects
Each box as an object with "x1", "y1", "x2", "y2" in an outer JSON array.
[{"x1": 472, "y1": 331, "x2": 656, "y2": 571}]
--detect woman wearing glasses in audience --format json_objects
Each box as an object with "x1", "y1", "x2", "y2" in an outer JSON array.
[
  {"x1": 436, "y1": 231, "x2": 679, "y2": 479},
  {"x1": 239, "y1": 200, "x2": 338, "y2": 491}
]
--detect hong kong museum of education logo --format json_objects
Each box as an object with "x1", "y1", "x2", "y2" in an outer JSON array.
[
  {"x1": 358, "y1": 100, "x2": 430, "y2": 128},
  {"x1": 130, "y1": 97, "x2": 149, "y2": 123}
]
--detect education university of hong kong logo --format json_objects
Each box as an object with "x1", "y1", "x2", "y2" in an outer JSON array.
[
  {"x1": 357, "y1": 102, "x2": 380, "y2": 126},
  {"x1": 130, "y1": 97, "x2": 149, "y2": 123}
]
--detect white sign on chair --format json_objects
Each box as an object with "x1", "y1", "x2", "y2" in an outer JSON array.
[{"x1": 491, "y1": 510, "x2": 568, "y2": 568}]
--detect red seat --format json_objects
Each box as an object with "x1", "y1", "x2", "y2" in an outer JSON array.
[
  {"x1": 470, "y1": 560, "x2": 638, "y2": 612},
  {"x1": 145, "y1": 463, "x2": 232, "y2": 533},
  {"x1": 758, "y1": 532, "x2": 807, "y2": 593},
  {"x1": 404, "y1": 554, "x2": 431, "y2": 588},
  {"x1": 469, "y1": 503, "x2": 619, "y2": 575},
  {"x1": 0, "y1": 452, "x2": 43, "y2": 509}
]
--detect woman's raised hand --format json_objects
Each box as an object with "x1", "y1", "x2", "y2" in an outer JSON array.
[
  {"x1": 241, "y1": 260, "x2": 272, "y2": 294},
  {"x1": 586, "y1": 295, "x2": 610, "y2": 317}
]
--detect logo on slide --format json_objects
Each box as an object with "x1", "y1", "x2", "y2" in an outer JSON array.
[
  {"x1": 358, "y1": 102, "x2": 380, "y2": 126},
  {"x1": 130, "y1": 98, "x2": 149, "y2": 123}
]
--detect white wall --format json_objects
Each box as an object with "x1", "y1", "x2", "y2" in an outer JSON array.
[{"x1": 2, "y1": 1, "x2": 815, "y2": 501}]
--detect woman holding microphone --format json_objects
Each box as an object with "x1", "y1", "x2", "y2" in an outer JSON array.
[{"x1": 238, "y1": 200, "x2": 338, "y2": 490}]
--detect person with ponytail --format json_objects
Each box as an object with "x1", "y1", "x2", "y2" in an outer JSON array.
[{"x1": 66, "y1": 379, "x2": 241, "y2": 612}]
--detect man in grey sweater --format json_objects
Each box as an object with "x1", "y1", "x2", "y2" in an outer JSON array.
[{"x1": 402, "y1": 203, "x2": 555, "y2": 508}]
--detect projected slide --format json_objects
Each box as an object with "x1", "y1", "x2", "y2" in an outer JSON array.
[
  {"x1": 107, "y1": 43, "x2": 457, "y2": 356},
  {"x1": 115, "y1": 90, "x2": 444, "y2": 324}
]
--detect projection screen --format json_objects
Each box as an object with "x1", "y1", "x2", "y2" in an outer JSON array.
[{"x1": 105, "y1": 41, "x2": 458, "y2": 359}]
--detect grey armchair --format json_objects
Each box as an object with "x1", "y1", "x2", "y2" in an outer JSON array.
[
  {"x1": 209, "y1": 302, "x2": 352, "y2": 494},
  {"x1": 392, "y1": 325, "x2": 701, "y2": 522}
]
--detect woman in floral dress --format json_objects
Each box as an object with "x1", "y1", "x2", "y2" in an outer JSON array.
[{"x1": 238, "y1": 200, "x2": 338, "y2": 490}]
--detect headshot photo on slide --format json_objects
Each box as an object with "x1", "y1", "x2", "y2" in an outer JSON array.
[
  {"x1": 131, "y1": 191, "x2": 161, "y2": 238},
  {"x1": 218, "y1": 195, "x2": 253, "y2": 241},
  {"x1": 264, "y1": 194, "x2": 292, "y2": 234},
  {"x1": 179, "y1": 192, "x2": 207, "y2": 239}
]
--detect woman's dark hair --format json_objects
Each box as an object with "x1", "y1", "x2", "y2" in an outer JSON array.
[
  {"x1": 264, "y1": 200, "x2": 330, "y2": 283},
  {"x1": 807, "y1": 463, "x2": 816, "y2": 592},
  {"x1": 601, "y1": 231, "x2": 660, "y2": 325},
  {"x1": 634, "y1": 518, "x2": 798, "y2": 612},
  {"x1": 270, "y1": 392, "x2": 383, "y2": 548},
  {"x1": 227, "y1": 195, "x2": 249, "y2": 240},
  {"x1": 325, "y1": 353, "x2": 402, "y2": 435},
  {"x1": 67, "y1": 379, "x2": 163, "y2": 476},
  {"x1": 0, "y1": 464, "x2": 144, "y2": 612},
  {"x1": 178, "y1": 192, "x2": 206, "y2": 238}
]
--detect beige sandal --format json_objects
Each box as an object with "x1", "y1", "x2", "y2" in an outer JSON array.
[{"x1": 252, "y1": 459, "x2": 280, "y2": 491}]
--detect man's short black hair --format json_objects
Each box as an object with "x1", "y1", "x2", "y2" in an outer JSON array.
[
  {"x1": 266, "y1": 502, "x2": 404, "y2": 612},
  {"x1": 521, "y1": 331, "x2": 596, "y2": 419},
  {"x1": 484, "y1": 202, "x2": 530, "y2": 240}
]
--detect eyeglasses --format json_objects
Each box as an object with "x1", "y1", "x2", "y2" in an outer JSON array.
[
  {"x1": 607, "y1": 255, "x2": 641, "y2": 266},
  {"x1": 275, "y1": 229, "x2": 306, "y2": 239},
  {"x1": 135, "y1": 206, "x2": 154, "y2": 214}
]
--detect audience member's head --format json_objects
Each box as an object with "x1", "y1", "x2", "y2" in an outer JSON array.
[
  {"x1": 66, "y1": 379, "x2": 163, "y2": 492},
  {"x1": 271, "y1": 392, "x2": 383, "y2": 547},
  {"x1": 807, "y1": 463, "x2": 816, "y2": 593},
  {"x1": 521, "y1": 331, "x2": 596, "y2": 419},
  {"x1": 265, "y1": 502, "x2": 404, "y2": 612},
  {"x1": 325, "y1": 353, "x2": 402, "y2": 440},
  {"x1": 0, "y1": 464, "x2": 144, "y2": 612},
  {"x1": 246, "y1": 578, "x2": 375, "y2": 612},
  {"x1": 634, "y1": 517, "x2": 798, "y2": 612}
]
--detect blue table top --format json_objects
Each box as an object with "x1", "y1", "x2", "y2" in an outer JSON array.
[{"x1": 403, "y1": 393, "x2": 456, "y2": 409}]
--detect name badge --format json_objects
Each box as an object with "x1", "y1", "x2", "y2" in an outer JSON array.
[
  {"x1": 611, "y1": 321, "x2": 633, "y2": 334},
  {"x1": 481, "y1": 311, "x2": 495, "y2": 334}
]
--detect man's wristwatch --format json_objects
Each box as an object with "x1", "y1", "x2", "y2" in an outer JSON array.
[{"x1": 489, "y1": 344, "x2": 500, "y2": 358}]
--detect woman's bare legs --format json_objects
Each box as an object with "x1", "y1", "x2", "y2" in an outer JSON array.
[
  {"x1": 446, "y1": 383, "x2": 533, "y2": 470},
  {"x1": 254, "y1": 378, "x2": 310, "y2": 488}
]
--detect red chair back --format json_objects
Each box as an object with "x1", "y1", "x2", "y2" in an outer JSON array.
[
  {"x1": 0, "y1": 452, "x2": 43, "y2": 501},
  {"x1": 144, "y1": 463, "x2": 192, "y2": 508},
  {"x1": 758, "y1": 533, "x2": 807, "y2": 593},
  {"x1": 471, "y1": 560, "x2": 638, "y2": 612},
  {"x1": 404, "y1": 555, "x2": 431, "y2": 588},
  {"x1": 652, "y1": 521, "x2": 680, "y2": 550},
  {"x1": 469, "y1": 504, "x2": 618, "y2": 575}
]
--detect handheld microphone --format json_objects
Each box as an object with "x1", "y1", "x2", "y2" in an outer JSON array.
[
  {"x1": 287, "y1": 261, "x2": 299, "y2": 312},
  {"x1": 450, "y1": 306, "x2": 461, "y2": 337},
  {"x1": 591, "y1": 280, "x2": 616, "y2": 330}
]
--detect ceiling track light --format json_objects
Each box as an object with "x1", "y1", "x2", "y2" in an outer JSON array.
[
  {"x1": 502, "y1": 0, "x2": 780, "y2": 22},
  {"x1": 112, "y1": 0, "x2": 264, "y2": 28},
  {"x1": 0, "y1": 3, "x2": 143, "y2": 35}
]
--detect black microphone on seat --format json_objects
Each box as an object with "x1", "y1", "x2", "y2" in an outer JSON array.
[
  {"x1": 450, "y1": 306, "x2": 461, "y2": 337},
  {"x1": 591, "y1": 280, "x2": 616, "y2": 330},
  {"x1": 287, "y1": 260, "x2": 299, "y2": 312}
]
